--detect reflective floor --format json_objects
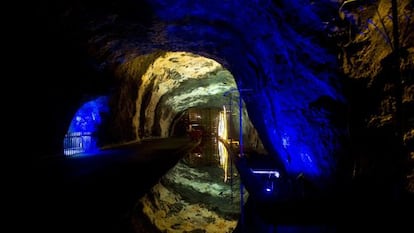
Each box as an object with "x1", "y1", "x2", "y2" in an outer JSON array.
[{"x1": 136, "y1": 136, "x2": 244, "y2": 233}]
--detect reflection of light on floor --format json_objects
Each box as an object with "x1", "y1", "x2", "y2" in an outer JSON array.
[
  {"x1": 265, "y1": 180, "x2": 273, "y2": 192},
  {"x1": 218, "y1": 140, "x2": 229, "y2": 182}
]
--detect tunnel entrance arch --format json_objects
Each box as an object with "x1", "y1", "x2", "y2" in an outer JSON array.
[
  {"x1": 63, "y1": 96, "x2": 109, "y2": 156},
  {"x1": 126, "y1": 51, "x2": 262, "y2": 150}
]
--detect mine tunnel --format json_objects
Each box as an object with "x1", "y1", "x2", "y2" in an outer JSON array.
[{"x1": 29, "y1": 1, "x2": 413, "y2": 233}]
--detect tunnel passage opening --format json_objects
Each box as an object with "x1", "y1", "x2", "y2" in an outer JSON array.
[
  {"x1": 63, "y1": 96, "x2": 109, "y2": 156},
  {"x1": 138, "y1": 106, "x2": 245, "y2": 233},
  {"x1": 129, "y1": 51, "x2": 265, "y2": 152}
]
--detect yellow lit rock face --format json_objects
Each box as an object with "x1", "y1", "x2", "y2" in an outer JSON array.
[
  {"x1": 133, "y1": 51, "x2": 239, "y2": 138},
  {"x1": 342, "y1": 0, "x2": 413, "y2": 81},
  {"x1": 151, "y1": 52, "x2": 223, "y2": 79}
]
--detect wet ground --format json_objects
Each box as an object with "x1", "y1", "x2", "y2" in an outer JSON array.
[{"x1": 30, "y1": 137, "x2": 199, "y2": 233}]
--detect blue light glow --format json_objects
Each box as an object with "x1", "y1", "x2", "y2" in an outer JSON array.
[{"x1": 64, "y1": 96, "x2": 110, "y2": 156}]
